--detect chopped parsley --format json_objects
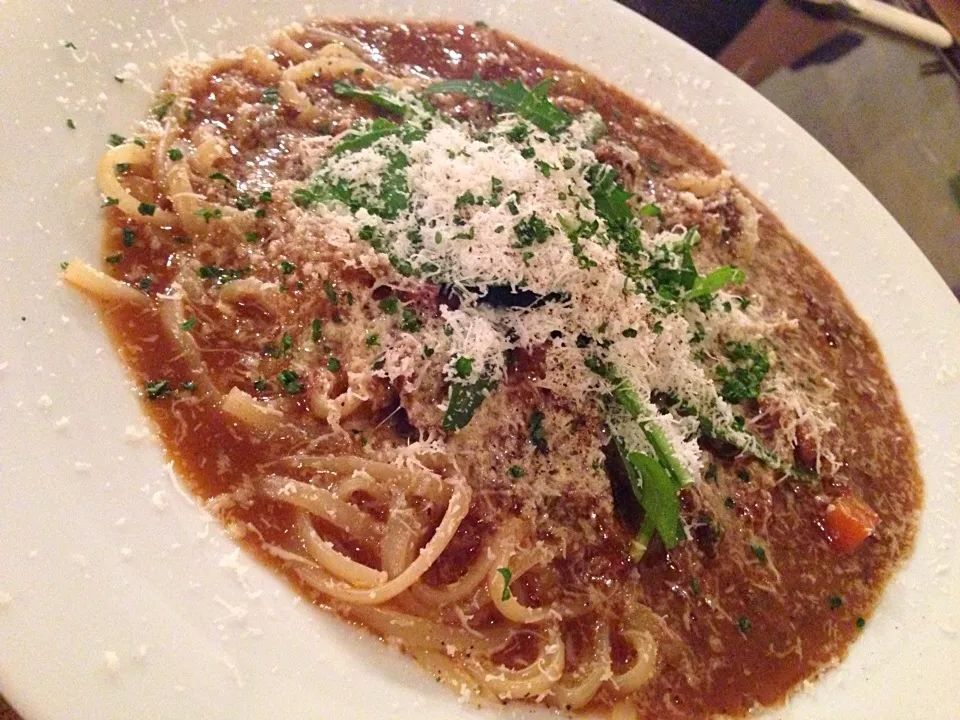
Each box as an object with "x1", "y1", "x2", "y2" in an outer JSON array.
[
  {"x1": 66, "y1": 118, "x2": 76, "y2": 130},
  {"x1": 194, "y1": 207, "x2": 222, "y2": 223},
  {"x1": 323, "y1": 279, "x2": 338, "y2": 304},
  {"x1": 310, "y1": 318, "x2": 322, "y2": 342},
  {"x1": 121, "y1": 227, "x2": 136, "y2": 247},
  {"x1": 276, "y1": 369, "x2": 303, "y2": 394},
  {"x1": 279, "y1": 260, "x2": 295, "y2": 275},
  {"x1": 453, "y1": 355, "x2": 474, "y2": 378},
  {"x1": 829, "y1": 595, "x2": 843, "y2": 610},
  {"x1": 180, "y1": 315, "x2": 196, "y2": 331},
  {"x1": 365, "y1": 332, "x2": 379, "y2": 346},
  {"x1": 104, "y1": 253, "x2": 123, "y2": 264},
  {"x1": 749, "y1": 544, "x2": 767, "y2": 563},
  {"x1": 496, "y1": 567, "x2": 512, "y2": 601},
  {"x1": 326, "y1": 356, "x2": 341, "y2": 372},
  {"x1": 508, "y1": 464, "x2": 525, "y2": 478},
  {"x1": 528, "y1": 409, "x2": 548, "y2": 453},
  {"x1": 399, "y1": 307, "x2": 421, "y2": 332},
  {"x1": 144, "y1": 379, "x2": 170, "y2": 399},
  {"x1": 513, "y1": 212, "x2": 553, "y2": 247},
  {"x1": 167, "y1": 148, "x2": 183, "y2": 161},
  {"x1": 151, "y1": 94, "x2": 176, "y2": 120},
  {"x1": 107, "y1": 133, "x2": 125, "y2": 147},
  {"x1": 137, "y1": 202, "x2": 156, "y2": 216},
  {"x1": 379, "y1": 296, "x2": 399, "y2": 314},
  {"x1": 260, "y1": 87, "x2": 279, "y2": 105},
  {"x1": 737, "y1": 616, "x2": 752, "y2": 634}
]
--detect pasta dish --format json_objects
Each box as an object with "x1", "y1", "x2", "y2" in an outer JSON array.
[{"x1": 63, "y1": 20, "x2": 922, "y2": 719}]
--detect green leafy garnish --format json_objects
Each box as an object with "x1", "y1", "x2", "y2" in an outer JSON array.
[
  {"x1": 152, "y1": 93, "x2": 176, "y2": 121},
  {"x1": 716, "y1": 342, "x2": 769, "y2": 404},
  {"x1": 496, "y1": 567, "x2": 512, "y2": 601},
  {"x1": 331, "y1": 80, "x2": 407, "y2": 115},
  {"x1": 261, "y1": 87, "x2": 279, "y2": 105},
  {"x1": 423, "y1": 76, "x2": 570, "y2": 134},
  {"x1": 442, "y1": 376, "x2": 494, "y2": 431},
  {"x1": 277, "y1": 369, "x2": 303, "y2": 394},
  {"x1": 333, "y1": 117, "x2": 400, "y2": 155},
  {"x1": 145, "y1": 379, "x2": 170, "y2": 399},
  {"x1": 528, "y1": 409, "x2": 548, "y2": 453}
]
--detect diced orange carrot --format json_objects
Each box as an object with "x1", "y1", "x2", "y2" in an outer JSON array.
[{"x1": 823, "y1": 494, "x2": 880, "y2": 553}]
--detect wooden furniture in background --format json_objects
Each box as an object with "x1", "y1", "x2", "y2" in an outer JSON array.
[{"x1": 717, "y1": 0, "x2": 844, "y2": 84}]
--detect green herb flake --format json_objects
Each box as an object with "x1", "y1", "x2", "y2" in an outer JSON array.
[
  {"x1": 180, "y1": 380, "x2": 196, "y2": 391},
  {"x1": 208, "y1": 171, "x2": 233, "y2": 186},
  {"x1": 622, "y1": 327, "x2": 638, "y2": 338},
  {"x1": 244, "y1": 231, "x2": 259, "y2": 243},
  {"x1": 194, "y1": 207, "x2": 222, "y2": 223},
  {"x1": 326, "y1": 356, "x2": 341, "y2": 372},
  {"x1": 365, "y1": 332, "x2": 379, "y2": 346},
  {"x1": 280, "y1": 260, "x2": 295, "y2": 275},
  {"x1": 441, "y1": 376, "x2": 494, "y2": 431},
  {"x1": 856, "y1": 616, "x2": 865, "y2": 630},
  {"x1": 253, "y1": 378, "x2": 267, "y2": 392},
  {"x1": 528, "y1": 409, "x2": 548, "y2": 453},
  {"x1": 66, "y1": 118, "x2": 76, "y2": 130},
  {"x1": 121, "y1": 227, "x2": 136, "y2": 247},
  {"x1": 145, "y1": 379, "x2": 170, "y2": 399},
  {"x1": 180, "y1": 315, "x2": 196, "y2": 332},
  {"x1": 690, "y1": 577, "x2": 701, "y2": 596},
  {"x1": 829, "y1": 595, "x2": 843, "y2": 610},
  {"x1": 107, "y1": 133, "x2": 126, "y2": 147},
  {"x1": 737, "y1": 616, "x2": 752, "y2": 634},
  {"x1": 101, "y1": 196, "x2": 119, "y2": 208},
  {"x1": 399, "y1": 307, "x2": 421, "y2": 332},
  {"x1": 513, "y1": 212, "x2": 553, "y2": 247},
  {"x1": 749, "y1": 544, "x2": 767, "y2": 563},
  {"x1": 276, "y1": 369, "x2": 303, "y2": 394},
  {"x1": 105, "y1": 252, "x2": 123, "y2": 264},
  {"x1": 639, "y1": 203, "x2": 663, "y2": 218},
  {"x1": 496, "y1": 567, "x2": 512, "y2": 601},
  {"x1": 453, "y1": 355, "x2": 474, "y2": 378},
  {"x1": 323, "y1": 279, "x2": 338, "y2": 304},
  {"x1": 151, "y1": 94, "x2": 176, "y2": 121},
  {"x1": 310, "y1": 318, "x2": 322, "y2": 343},
  {"x1": 379, "y1": 296, "x2": 399, "y2": 314},
  {"x1": 507, "y1": 464, "x2": 525, "y2": 478},
  {"x1": 167, "y1": 148, "x2": 183, "y2": 161},
  {"x1": 261, "y1": 87, "x2": 280, "y2": 105}
]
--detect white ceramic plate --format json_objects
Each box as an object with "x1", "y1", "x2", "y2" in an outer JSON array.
[{"x1": 1, "y1": 2, "x2": 958, "y2": 718}]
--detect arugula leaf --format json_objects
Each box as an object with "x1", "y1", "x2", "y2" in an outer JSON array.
[
  {"x1": 377, "y1": 151, "x2": 410, "y2": 219},
  {"x1": 423, "y1": 76, "x2": 570, "y2": 134},
  {"x1": 332, "y1": 118, "x2": 400, "y2": 154},
  {"x1": 627, "y1": 450, "x2": 681, "y2": 548},
  {"x1": 332, "y1": 80, "x2": 407, "y2": 115},
  {"x1": 441, "y1": 376, "x2": 494, "y2": 431}
]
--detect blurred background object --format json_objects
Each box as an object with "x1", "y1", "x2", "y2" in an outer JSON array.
[{"x1": 623, "y1": 0, "x2": 960, "y2": 297}]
